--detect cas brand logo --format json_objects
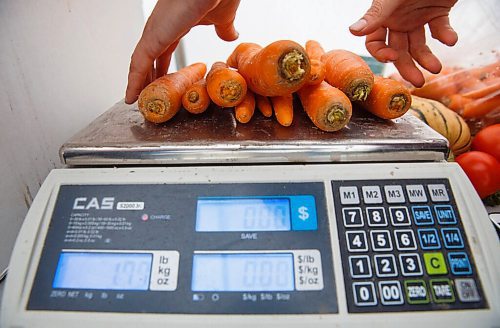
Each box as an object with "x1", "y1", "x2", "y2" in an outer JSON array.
[{"x1": 73, "y1": 197, "x2": 115, "y2": 210}]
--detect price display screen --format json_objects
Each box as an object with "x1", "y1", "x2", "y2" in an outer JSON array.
[
  {"x1": 196, "y1": 197, "x2": 291, "y2": 232},
  {"x1": 52, "y1": 252, "x2": 152, "y2": 290},
  {"x1": 191, "y1": 253, "x2": 294, "y2": 292}
]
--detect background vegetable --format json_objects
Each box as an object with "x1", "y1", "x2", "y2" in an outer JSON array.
[
  {"x1": 409, "y1": 96, "x2": 471, "y2": 156},
  {"x1": 455, "y1": 151, "x2": 500, "y2": 199},
  {"x1": 471, "y1": 124, "x2": 500, "y2": 161},
  {"x1": 138, "y1": 62, "x2": 207, "y2": 123}
]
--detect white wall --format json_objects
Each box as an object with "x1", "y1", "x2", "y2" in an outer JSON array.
[{"x1": 0, "y1": 0, "x2": 144, "y2": 273}]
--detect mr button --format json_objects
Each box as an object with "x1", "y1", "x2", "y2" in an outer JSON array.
[{"x1": 424, "y1": 252, "x2": 448, "y2": 275}]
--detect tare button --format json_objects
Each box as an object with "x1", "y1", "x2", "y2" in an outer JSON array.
[
  {"x1": 293, "y1": 250, "x2": 324, "y2": 291},
  {"x1": 150, "y1": 251, "x2": 180, "y2": 291}
]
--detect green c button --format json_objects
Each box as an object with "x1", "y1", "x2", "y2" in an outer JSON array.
[{"x1": 424, "y1": 252, "x2": 448, "y2": 275}]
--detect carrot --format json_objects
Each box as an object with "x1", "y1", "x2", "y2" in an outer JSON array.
[
  {"x1": 321, "y1": 49, "x2": 374, "y2": 101},
  {"x1": 206, "y1": 61, "x2": 247, "y2": 108},
  {"x1": 138, "y1": 62, "x2": 207, "y2": 123},
  {"x1": 255, "y1": 95, "x2": 273, "y2": 117},
  {"x1": 462, "y1": 90, "x2": 500, "y2": 119},
  {"x1": 305, "y1": 40, "x2": 326, "y2": 85},
  {"x1": 235, "y1": 90, "x2": 256, "y2": 123},
  {"x1": 297, "y1": 81, "x2": 352, "y2": 132},
  {"x1": 181, "y1": 78, "x2": 210, "y2": 114},
  {"x1": 461, "y1": 78, "x2": 500, "y2": 99},
  {"x1": 271, "y1": 94, "x2": 294, "y2": 127},
  {"x1": 359, "y1": 76, "x2": 412, "y2": 119},
  {"x1": 445, "y1": 94, "x2": 472, "y2": 112},
  {"x1": 227, "y1": 40, "x2": 311, "y2": 96}
]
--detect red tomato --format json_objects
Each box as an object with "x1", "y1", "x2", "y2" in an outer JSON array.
[
  {"x1": 471, "y1": 124, "x2": 500, "y2": 162},
  {"x1": 456, "y1": 151, "x2": 500, "y2": 199}
]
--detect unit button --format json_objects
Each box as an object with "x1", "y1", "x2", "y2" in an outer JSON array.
[
  {"x1": 428, "y1": 184, "x2": 450, "y2": 202},
  {"x1": 455, "y1": 278, "x2": 481, "y2": 303},
  {"x1": 406, "y1": 185, "x2": 427, "y2": 203},
  {"x1": 339, "y1": 186, "x2": 360, "y2": 205},
  {"x1": 434, "y1": 205, "x2": 457, "y2": 225},
  {"x1": 362, "y1": 186, "x2": 383, "y2": 204},
  {"x1": 384, "y1": 185, "x2": 406, "y2": 204},
  {"x1": 353, "y1": 282, "x2": 377, "y2": 306}
]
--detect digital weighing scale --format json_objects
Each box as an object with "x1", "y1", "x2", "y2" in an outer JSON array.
[{"x1": 1, "y1": 102, "x2": 499, "y2": 327}]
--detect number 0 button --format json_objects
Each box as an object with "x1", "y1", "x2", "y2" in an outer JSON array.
[
  {"x1": 378, "y1": 281, "x2": 404, "y2": 305},
  {"x1": 353, "y1": 282, "x2": 377, "y2": 306}
]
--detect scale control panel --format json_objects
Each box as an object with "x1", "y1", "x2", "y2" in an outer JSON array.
[{"x1": 1, "y1": 164, "x2": 498, "y2": 327}]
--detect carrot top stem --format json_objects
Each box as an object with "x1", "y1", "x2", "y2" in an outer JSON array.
[
  {"x1": 353, "y1": 83, "x2": 371, "y2": 101},
  {"x1": 327, "y1": 105, "x2": 348, "y2": 125},
  {"x1": 390, "y1": 94, "x2": 408, "y2": 112},
  {"x1": 187, "y1": 91, "x2": 199, "y2": 103},
  {"x1": 220, "y1": 80, "x2": 243, "y2": 102},
  {"x1": 280, "y1": 50, "x2": 307, "y2": 81},
  {"x1": 147, "y1": 100, "x2": 167, "y2": 115}
]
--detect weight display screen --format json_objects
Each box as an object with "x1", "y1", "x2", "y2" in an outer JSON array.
[
  {"x1": 196, "y1": 197, "x2": 291, "y2": 232},
  {"x1": 191, "y1": 253, "x2": 294, "y2": 291},
  {"x1": 52, "y1": 252, "x2": 152, "y2": 290}
]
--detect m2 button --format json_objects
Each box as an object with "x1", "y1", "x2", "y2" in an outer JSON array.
[{"x1": 362, "y1": 186, "x2": 383, "y2": 204}]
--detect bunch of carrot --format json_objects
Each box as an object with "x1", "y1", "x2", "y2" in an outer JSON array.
[
  {"x1": 411, "y1": 60, "x2": 500, "y2": 120},
  {"x1": 137, "y1": 39, "x2": 412, "y2": 132}
]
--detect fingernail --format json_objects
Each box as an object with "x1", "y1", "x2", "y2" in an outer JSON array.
[{"x1": 349, "y1": 19, "x2": 367, "y2": 32}]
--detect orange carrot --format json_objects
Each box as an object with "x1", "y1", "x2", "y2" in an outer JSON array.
[
  {"x1": 138, "y1": 62, "x2": 207, "y2": 123},
  {"x1": 235, "y1": 90, "x2": 256, "y2": 123},
  {"x1": 271, "y1": 94, "x2": 294, "y2": 127},
  {"x1": 461, "y1": 78, "x2": 500, "y2": 99},
  {"x1": 206, "y1": 61, "x2": 247, "y2": 107},
  {"x1": 359, "y1": 76, "x2": 412, "y2": 119},
  {"x1": 181, "y1": 78, "x2": 210, "y2": 114},
  {"x1": 297, "y1": 81, "x2": 352, "y2": 132},
  {"x1": 445, "y1": 94, "x2": 472, "y2": 112},
  {"x1": 305, "y1": 40, "x2": 326, "y2": 85},
  {"x1": 462, "y1": 90, "x2": 500, "y2": 119},
  {"x1": 321, "y1": 49, "x2": 374, "y2": 101},
  {"x1": 255, "y1": 95, "x2": 273, "y2": 117},
  {"x1": 227, "y1": 40, "x2": 311, "y2": 96}
]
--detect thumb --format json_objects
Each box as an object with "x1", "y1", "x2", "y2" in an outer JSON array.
[
  {"x1": 349, "y1": 0, "x2": 401, "y2": 36},
  {"x1": 214, "y1": 20, "x2": 239, "y2": 41}
]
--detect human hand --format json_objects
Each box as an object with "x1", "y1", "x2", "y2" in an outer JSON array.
[
  {"x1": 125, "y1": 0, "x2": 240, "y2": 104},
  {"x1": 349, "y1": 0, "x2": 458, "y2": 87}
]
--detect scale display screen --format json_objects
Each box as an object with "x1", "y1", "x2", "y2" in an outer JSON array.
[
  {"x1": 52, "y1": 252, "x2": 152, "y2": 290},
  {"x1": 196, "y1": 197, "x2": 292, "y2": 232},
  {"x1": 191, "y1": 253, "x2": 294, "y2": 292}
]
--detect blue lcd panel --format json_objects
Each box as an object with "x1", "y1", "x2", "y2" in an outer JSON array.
[
  {"x1": 196, "y1": 197, "x2": 292, "y2": 232},
  {"x1": 192, "y1": 253, "x2": 294, "y2": 292},
  {"x1": 52, "y1": 252, "x2": 152, "y2": 290}
]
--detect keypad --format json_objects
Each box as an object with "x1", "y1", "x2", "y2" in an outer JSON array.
[{"x1": 333, "y1": 179, "x2": 486, "y2": 313}]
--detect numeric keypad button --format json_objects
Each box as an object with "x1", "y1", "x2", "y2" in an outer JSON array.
[
  {"x1": 353, "y1": 282, "x2": 377, "y2": 306},
  {"x1": 394, "y1": 230, "x2": 417, "y2": 251},
  {"x1": 343, "y1": 207, "x2": 364, "y2": 227},
  {"x1": 378, "y1": 281, "x2": 404, "y2": 305},
  {"x1": 399, "y1": 254, "x2": 423, "y2": 276},
  {"x1": 370, "y1": 230, "x2": 393, "y2": 251},
  {"x1": 346, "y1": 231, "x2": 369, "y2": 252},
  {"x1": 349, "y1": 255, "x2": 372, "y2": 278},
  {"x1": 366, "y1": 207, "x2": 388, "y2": 227},
  {"x1": 374, "y1": 254, "x2": 398, "y2": 277},
  {"x1": 389, "y1": 207, "x2": 411, "y2": 226}
]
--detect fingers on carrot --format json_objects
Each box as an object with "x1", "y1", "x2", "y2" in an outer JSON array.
[
  {"x1": 182, "y1": 78, "x2": 210, "y2": 114},
  {"x1": 138, "y1": 62, "x2": 207, "y2": 123},
  {"x1": 321, "y1": 49, "x2": 374, "y2": 102},
  {"x1": 359, "y1": 76, "x2": 412, "y2": 119},
  {"x1": 462, "y1": 90, "x2": 500, "y2": 119},
  {"x1": 271, "y1": 94, "x2": 294, "y2": 127},
  {"x1": 255, "y1": 95, "x2": 273, "y2": 117},
  {"x1": 235, "y1": 90, "x2": 256, "y2": 124},
  {"x1": 206, "y1": 61, "x2": 247, "y2": 108},
  {"x1": 227, "y1": 40, "x2": 311, "y2": 97},
  {"x1": 297, "y1": 81, "x2": 352, "y2": 132}
]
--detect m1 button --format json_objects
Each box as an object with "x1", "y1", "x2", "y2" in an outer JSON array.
[{"x1": 339, "y1": 186, "x2": 360, "y2": 205}]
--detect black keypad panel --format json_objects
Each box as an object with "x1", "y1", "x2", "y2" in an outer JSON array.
[{"x1": 333, "y1": 179, "x2": 487, "y2": 313}]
